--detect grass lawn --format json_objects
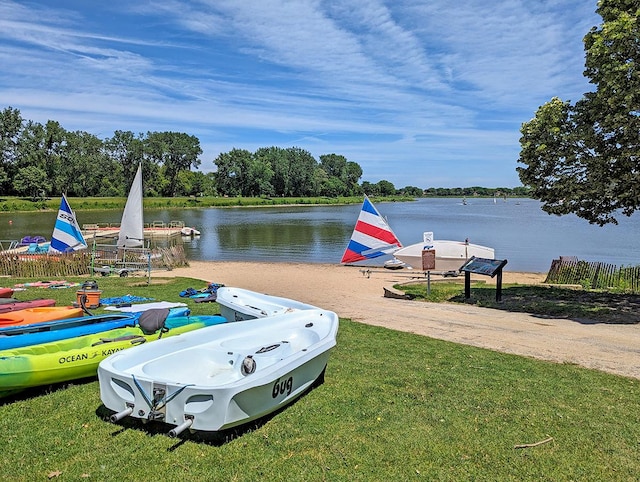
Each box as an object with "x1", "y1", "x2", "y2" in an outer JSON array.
[
  {"x1": 1, "y1": 276, "x2": 639, "y2": 480},
  {"x1": 400, "y1": 280, "x2": 640, "y2": 324}
]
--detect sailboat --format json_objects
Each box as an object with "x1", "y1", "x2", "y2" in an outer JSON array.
[
  {"x1": 342, "y1": 196, "x2": 495, "y2": 272},
  {"x1": 48, "y1": 194, "x2": 87, "y2": 253},
  {"x1": 341, "y1": 195, "x2": 403, "y2": 264},
  {"x1": 117, "y1": 163, "x2": 144, "y2": 248}
]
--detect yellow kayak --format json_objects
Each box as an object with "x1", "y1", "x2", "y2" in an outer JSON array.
[{"x1": 0, "y1": 314, "x2": 228, "y2": 397}]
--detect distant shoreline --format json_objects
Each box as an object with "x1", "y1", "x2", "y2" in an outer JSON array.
[{"x1": 0, "y1": 195, "x2": 532, "y2": 213}]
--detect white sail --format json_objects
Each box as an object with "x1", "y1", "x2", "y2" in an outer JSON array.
[
  {"x1": 117, "y1": 163, "x2": 144, "y2": 248},
  {"x1": 48, "y1": 194, "x2": 87, "y2": 253}
]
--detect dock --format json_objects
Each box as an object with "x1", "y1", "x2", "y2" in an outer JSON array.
[{"x1": 82, "y1": 220, "x2": 187, "y2": 242}]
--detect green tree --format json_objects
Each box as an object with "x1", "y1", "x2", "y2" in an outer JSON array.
[
  {"x1": 214, "y1": 148, "x2": 253, "y2": 196},
  {"x1": 246, "y1": 157, "x2": 274, "y2": 196},
  {"x1": 376, "y1": 180, "x2": 396, "y2": 195},
  {"x1": 62, "y1": 131, "x2": 112, "y2": 196},
  {"x1": 319, "y1": 154, "x2": 347, "y2": 179},
  {"x1": 517, "y1": 0, "x2": 640, "y2": 225},
  {"x1": 361, "y1": 181, "x2": 378, "y2": 196},
  {"x1": 104, "y1": 130, "x2": 145, "y2": 194},
  {"x1": 285, "y1": 147, "x2": 317, "y2": 196},
  {"x1": 0, "y1": 107, "x2": 23, "y2": 193},
  {"x1": 189, "y1": 171, "x2": 217, "y2": 196},
  {"x1": 146, "y1": 132, "x2": 202, "y2": 197},
  {"x1": 345, "y1": 161, "x2": 363, "y2": 195},
  {"x1": 13, "y1": 165, "x2": 50, "y2": 200},
  {"x1": 266, "y1": 147, "x2": 291, "y2": 196},
  {"x1": 401, "y1": 185, "x2": 424, "y2": 196},
  {"x1": 310, "y1": 166, "x2": 329, "y2": 196},
  {"x1": 321, "y1": 177, "x2": 346, "y2": 197}
]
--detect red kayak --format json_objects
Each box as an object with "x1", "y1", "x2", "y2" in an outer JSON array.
[
  {"x1": 0, "y1": 288, "x2": 14, "y2": 298},
  {"x1": 0, "y1": 299, "x2": 57, "y2": 314}
]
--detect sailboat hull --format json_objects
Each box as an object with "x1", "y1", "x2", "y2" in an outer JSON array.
[{"x1": 393, "y1": 240, "x2": 495, "y2": 272}]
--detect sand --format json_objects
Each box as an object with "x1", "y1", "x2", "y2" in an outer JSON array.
[{"x1": 153, "y1": 261, "x2": 640, "y2": 380}]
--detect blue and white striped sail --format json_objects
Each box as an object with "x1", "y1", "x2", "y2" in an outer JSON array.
[{"x1": 48, "y1": 194, "x2": 88, "y2": 253}]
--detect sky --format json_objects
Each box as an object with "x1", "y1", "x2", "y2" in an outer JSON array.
[{"x1": 0, "y1": 0, "x2": 601, "y2": 189}]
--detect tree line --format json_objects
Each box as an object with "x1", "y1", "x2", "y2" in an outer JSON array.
[
  {"x1": 0, "y1": 106, "x2": 401, "y2": 199},
  {"x1": 0, "y1": 106, "x2": 529, "y2": 201}
]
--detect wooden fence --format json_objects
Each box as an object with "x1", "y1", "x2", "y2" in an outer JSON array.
[
  {"x1": 0, "y1": 245, "x2": 188, "y2": 279},
  {"x1": 545, "y1": 257, "x2": 640, "y2": 292}
]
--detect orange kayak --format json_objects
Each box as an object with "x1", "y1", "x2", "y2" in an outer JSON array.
[{"x1": 0, "y1": 307, "x2": 84, "y2": 327}]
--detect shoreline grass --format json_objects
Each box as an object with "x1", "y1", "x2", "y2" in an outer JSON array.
[
  {"x1": 1, "y1": 277, "x2": 639, "y2": 480},
  {"x1": 0, "y1": 195, "x2": 416, "y2": 213}
]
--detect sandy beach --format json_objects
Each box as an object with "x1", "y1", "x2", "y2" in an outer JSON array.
[{"x1": 153, "y1": 261, "x2": 640, "y2": 380}]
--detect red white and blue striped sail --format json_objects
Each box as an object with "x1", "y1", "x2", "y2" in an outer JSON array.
[
  {"x1": 48, "y1": 194, "x2": 88, "y2": 253},
  {"x1": 341, "y1": 195, "x2": 403, "y2": 264}
]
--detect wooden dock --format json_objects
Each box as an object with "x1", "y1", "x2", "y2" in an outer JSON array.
[{"x1": 82, "y1": 220, "x2": 186, "y2": 242}]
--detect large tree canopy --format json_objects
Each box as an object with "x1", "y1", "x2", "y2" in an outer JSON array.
[{"x1": 517, "y1": 0, "x2": 640, "y2": 225}]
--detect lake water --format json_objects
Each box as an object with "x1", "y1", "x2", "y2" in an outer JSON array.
[{"x1": 1, "y1": 198, "x2": 639, "y2": 272}]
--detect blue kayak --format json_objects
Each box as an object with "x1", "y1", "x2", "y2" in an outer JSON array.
[{"x1": 0, "y1": 307, "x2": 191, "y2": 350}]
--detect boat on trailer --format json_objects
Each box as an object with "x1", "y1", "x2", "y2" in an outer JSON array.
[
  {"x1": 99, "y1": 309, "x2": 339, "y2": 436},
  {"x1": 215, "y1": 287, "x2": 319, "y2": 321}
]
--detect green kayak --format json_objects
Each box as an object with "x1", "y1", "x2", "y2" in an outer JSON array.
[{"x1": 0, "y1": 314, "x2": 228, "y2": 397}]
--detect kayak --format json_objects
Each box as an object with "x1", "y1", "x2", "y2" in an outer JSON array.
[
  {"x1": 0, "y1": 306, "x2": 84, "y2": 327},
  {"x1": 0, "y1": 307, "x2": 190, "y2": 351},
  {"x1": 0, "y1": 299, "x2": 57, "y2": 314},
  {"x1": 104, "y1": 301, "x2": 188, "y2": 313},
  {"x1": 0, "y1": 288, "x2": 15, "y2": 298},
  {"x1": 0, "y1": 314, "x2": 228, "y2": 397}
]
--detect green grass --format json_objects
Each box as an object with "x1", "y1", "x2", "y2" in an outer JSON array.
[
  {"x1": 400, "y1": 281, "x2": 640, "y2": 324},
  {"x1": 1, "y1": 277, "x2": 639, "y2": 480},
  {"x1": 0, "y1": 195, "x2": 415, "y2": 212}
]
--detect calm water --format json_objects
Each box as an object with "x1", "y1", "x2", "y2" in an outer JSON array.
[{"x1": 1, "y1": 198, "x2": 639, "y2": 272}]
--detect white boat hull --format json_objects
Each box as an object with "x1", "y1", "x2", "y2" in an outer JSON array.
[
  {"x1": 216, "y1": 287, "x2": 319, "y2": 321},
  {"x1": 393, "y1": 240, "x2": 495, "y2": 272},
  {"x1": 180, "y1": 227, "x2": 200, "y2": 236},
  {"x1": 98, "y1": 309, "x2": 338, "y2": 434}
]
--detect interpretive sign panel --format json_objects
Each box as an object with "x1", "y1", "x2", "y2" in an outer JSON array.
[
  {"x1": 460, "y1": 256, "x2": 508, "y2": 302},
  {"x1": 460, "y1": 257, "x2": 508, "y2": 278}
]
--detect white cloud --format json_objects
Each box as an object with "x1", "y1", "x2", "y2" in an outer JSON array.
[{"x1": 0, "y1": 0, "x2": 600, "y2": 187}]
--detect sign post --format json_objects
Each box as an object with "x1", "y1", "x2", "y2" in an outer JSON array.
[{"x1": 421, "y1": 231, "x2": 435, "y2": 295}]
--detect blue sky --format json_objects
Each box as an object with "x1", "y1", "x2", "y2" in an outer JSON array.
[{"x1": 0, "y1": 0, "x2": 600, "y2": 188}]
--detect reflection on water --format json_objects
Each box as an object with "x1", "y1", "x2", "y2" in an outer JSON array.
[{"x1": 1, "y1": 198, "x2": 639, "y2": 272}]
